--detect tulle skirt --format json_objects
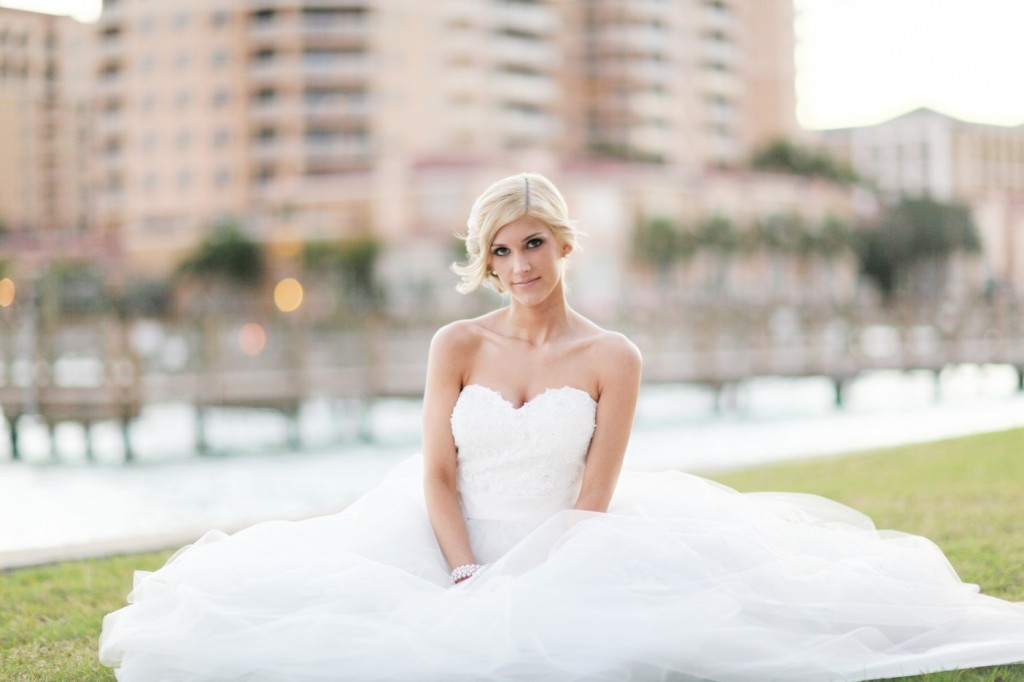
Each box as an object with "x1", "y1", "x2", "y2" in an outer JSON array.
[{"x1": 99, "y1": 457, "x2": 1024, "y2": 681}]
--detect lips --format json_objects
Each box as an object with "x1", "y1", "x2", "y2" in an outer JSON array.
[{"x1": 512, "y1": 277, "x2": 540, "y2": 288}]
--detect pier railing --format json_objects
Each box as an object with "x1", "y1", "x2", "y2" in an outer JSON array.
[{"x1": 1, "y1": 299, "x2": 1022, "y2": 460}]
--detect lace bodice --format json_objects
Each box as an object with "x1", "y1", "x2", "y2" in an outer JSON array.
[{"x1": 450, "y1": 385, "x2": 597, "y2": 497}]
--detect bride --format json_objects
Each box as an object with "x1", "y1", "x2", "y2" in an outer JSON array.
[{"x1": 100, "y1": 173, "x2": 1024, "y2": 681}]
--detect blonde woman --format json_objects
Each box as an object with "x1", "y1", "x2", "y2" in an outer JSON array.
[{"x1": 101, "y1": 173, "x2": 1024, "y2": 681}]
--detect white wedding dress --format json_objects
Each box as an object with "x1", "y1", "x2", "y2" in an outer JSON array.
[{"x1": 100, "y1": 385, "x2": 1024, "y2": 681}]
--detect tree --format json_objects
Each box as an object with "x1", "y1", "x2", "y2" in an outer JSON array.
[
  {"x1": 852, "y1": 196, "x2": 982, "y2": 302},
  {"x1": 177, "y1": 221, "x2": 267, "y2": 288},
  {"x1": 176, "y1": 220, "x2": 267, "y2": 315},
  {"x1": 301, "y1": 237, "x2": 383, "y2": 314},
  {"x1": 697, "y1": 214, "x2": 740, "y2": 296},
  {"x1": 632, "y1": 217, "x2": 696, "y2": 276},
  {"x1": 751, "y1": 139, "x2": 858, "y2": 183}
]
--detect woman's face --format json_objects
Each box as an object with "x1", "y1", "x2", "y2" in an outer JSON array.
[{"x1": 488, "y1": 215, "x2": 571, "y2": 305}]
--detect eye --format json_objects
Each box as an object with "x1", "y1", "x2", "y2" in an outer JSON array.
[
  {"x1": 526, "y1": 238, "x2": 544, "y2": 249},
  {"x1": 492, "y1": 246, "x2": 510, "y2": 256}
]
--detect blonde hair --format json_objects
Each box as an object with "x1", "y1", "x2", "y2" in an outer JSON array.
[{"x1": 452, "y1": 172, "x2": 578, "y2": 294}]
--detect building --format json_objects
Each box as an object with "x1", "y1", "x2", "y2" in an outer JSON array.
[
  {"x1": 90, "y1": 0, "x2": 803, "y2": 278},
  {"x1": 0, "y1": 7, "x2": 94, "y2": 250},
  {"x1": 822, "y1": 108, "x2": 1024, "y2": 294}
]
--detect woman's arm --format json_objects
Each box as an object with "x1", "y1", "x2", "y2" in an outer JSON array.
[
  {"x1": 422, "y1": 323, "x2": 478, "y2": 574},
  {"x1": 573, "y1": 334, "x2": 642, "y2": 513}
]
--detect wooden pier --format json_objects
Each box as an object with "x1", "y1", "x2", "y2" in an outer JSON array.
[{"x1": 2, "y1": 307, "x2": 1023, "y2": 461}]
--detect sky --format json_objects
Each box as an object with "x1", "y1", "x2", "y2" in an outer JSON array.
[{"x1": 3, "y1": 0, "x2": 1023, "y2": 131}]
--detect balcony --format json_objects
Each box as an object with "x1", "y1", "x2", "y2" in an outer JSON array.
[
  {"x1": 249, "y1": 18, "x2": 293, "y2": 40},
  {"x1": 99, "y1": 35, "x2": 123, "y2": 59},
  {"x1": 490, "y1": 34, "x2": 559, "y2": 71},
  {"x1": 97, "y1": 111, "x2": 124, "y2": 134},
  {"x1": 97, "y1": 75, "x2": 123, "y2": 97},
  {"x1": 699, "y1": 39, "x2": 737, "y2": 66},
  {"x1": 628, "y1": 91, "x2": 669, "y2": 119},
  {"x1": 496, "y1": 109, "x2": 557, "y2": 140},
  {"x1": 443, "y1": 0, "x2": 486, "y2": 25},
  {"x1": 249, "y1": 0, "x2": 370, "y2": 9},
  {"x1": 625, "y1": 60, "x2": 671, "y2": 87},
  {"x1": 301, "y1": 16, "x2": 370, "y2": 39},
  {"x1": 305, "y1": 135, "x2": 371, "y2": 156},
  {"x1": 251, "y1": 140, "x2": 303, "y2": 161},
  {"x1": 702, "y1": 68, "x2": 741, "y2": 96},
  {"x1": 600, "y1": 25, "x2": 671, "y2": 54},
  {"x1": 701, "y1": 5, "x2": 735, "y2": 32},
  {"x1": 491, "y1": 4, "x2": 560, "y2": 36},
  {"x1": 491, "y1": 72, "x2": 558, "y2": 105},
  {"x1": 304, "y1": 98, "x2": 370, "y2": 122},
  {"x1": 620, "y1": 1, "x2": 671, "y2": 23},
  {"x1": 251, "y1": 100, "x2": 301, "y2": 122}
]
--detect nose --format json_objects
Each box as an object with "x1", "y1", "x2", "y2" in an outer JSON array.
[{"x1": 512, "y1": 251, "x2": 531, "y2": 274}]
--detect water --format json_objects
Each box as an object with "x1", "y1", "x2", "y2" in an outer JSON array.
[{"x1": 2, "y1": 365, "x2": 1023, "y2": 558}]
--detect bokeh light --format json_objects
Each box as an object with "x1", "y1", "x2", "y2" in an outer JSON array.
[
  {"x1": 238, "y1": 323, "x2": 267, "y2": 356},
  {"x1": 274, "y1": 278, "x2": 304, "y2": 313},
  {"x1": 0, "y1": 278, "x2": 15, "y2": 307}
]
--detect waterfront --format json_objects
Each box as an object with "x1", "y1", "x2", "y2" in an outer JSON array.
[{"x1": 2, "y1": 364, "x2": 1023, "y2": 560}]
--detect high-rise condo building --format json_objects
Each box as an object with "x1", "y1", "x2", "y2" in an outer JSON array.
[
  {"x1": 91, "y1": 0, "x2": 801, "y2": 273},
  {"x1": 0, "y1": 7, "x2": 93, "y2": 246}
]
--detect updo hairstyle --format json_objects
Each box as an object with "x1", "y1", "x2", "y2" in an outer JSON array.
[{"x1": 452, "y1": 172, "x2": 578, "y2": 294}]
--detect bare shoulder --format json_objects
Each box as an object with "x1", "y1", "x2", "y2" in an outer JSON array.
[
  {"x1": 572, "y1": 314, "x2": 641, "y2": 367},
  {"x1": 430, "y1": 318, "x2": 477, "y2": 353},
  {"x1": 428, "y1": 315, "x2": 496, "y2": 366},
  {"x1": 590, "y1": 328, "x2": 642, "y2": 371}
]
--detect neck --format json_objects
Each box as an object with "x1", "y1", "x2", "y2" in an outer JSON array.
[{"x1": 502, "y1": 283, "x2": 572, "y2": 345}]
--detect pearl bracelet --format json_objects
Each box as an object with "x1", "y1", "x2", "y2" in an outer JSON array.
[{"x1": 450, "y1": 563, "x2": 482, "y2": 583}]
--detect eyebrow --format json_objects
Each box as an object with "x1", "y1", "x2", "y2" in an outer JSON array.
[{"x1": 491, "y1": 232, "x2": 544, "y2": 249}]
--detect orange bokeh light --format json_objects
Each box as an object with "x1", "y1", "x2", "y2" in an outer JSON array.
[
  {"x1": 274, "y1": 277, "x2": 304, "y2": 313},
  {"x1": 239, "y1": 322, "x2": 267, "y2": 356},
  {"x1": 0, "y1": 278, "x2": 14, "y2": 307}
]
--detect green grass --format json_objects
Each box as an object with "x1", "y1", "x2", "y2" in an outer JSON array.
[
  {"x1": 2, "y1": 428, "x2": 1024, "y2": 681},
  {"x1": 1, "y1": 551, "x2": 173, "y2": 681}
]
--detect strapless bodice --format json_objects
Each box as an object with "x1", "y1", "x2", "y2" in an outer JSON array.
[{"x1": 450, "y1": 385, "x2": 597, "y2": 516}]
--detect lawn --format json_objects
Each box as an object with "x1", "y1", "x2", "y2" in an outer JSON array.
[{"x1": 2, "y1": 428, "x2": 1023, "y2": 681}]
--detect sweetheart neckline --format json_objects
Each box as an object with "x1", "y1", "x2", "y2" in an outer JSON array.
[{"x1": 461, "y1": 384, "x2": 597, "y2": 410}]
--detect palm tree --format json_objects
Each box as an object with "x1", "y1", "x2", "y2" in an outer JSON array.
[
  {"x1": 176, "y1": 220, "x2": 268, "y2": 314},
  {"x1": 697, "y1": 214, "x2": 740, "y2": 298},
  {"x1": 301, "y1": 236, "x2": 383, "y2": 318}
]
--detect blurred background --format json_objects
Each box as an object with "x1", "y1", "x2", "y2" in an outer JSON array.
[{"x1": 1, "y1": 0, "x2": 1023, "y2": 560}]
